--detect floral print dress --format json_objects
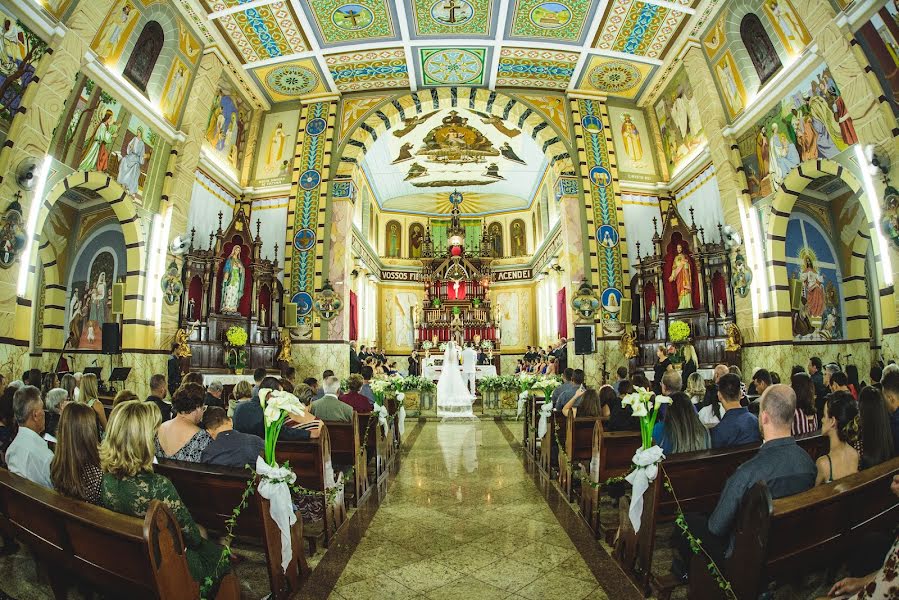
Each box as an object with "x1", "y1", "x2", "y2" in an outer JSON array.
[
  {"x1": 154, "y1": 429, "x2": 212, "y2": 462},
  {"x1": 853, "y1": 536, "x2": 899, "y2": 599},
  {"x1": 100, "y1": 471, "x2": 229, "y2": 585}
]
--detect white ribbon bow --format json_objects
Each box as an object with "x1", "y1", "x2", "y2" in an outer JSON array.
[
  {"x1": 517, "y1": 390, "x2": 529, "y2": 418},
  {"x1": 624, "y1": 445, "x2": 665, "y2": 534},
  {"x1": 537, "y1": 401, "x2": 553, "y2": 439},
  {"x1": 374, "y1": 403, "x2": 389, "y2": 437},
  {"x1": 397, "y1": 405, "x2": 406, "y2": 436},
  {"x1": 255, "y1": 456, "x2": 297, "y2": 572}
]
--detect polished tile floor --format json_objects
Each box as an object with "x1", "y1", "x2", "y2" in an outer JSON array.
[{"x1": 328, "y1": 420, "x2": 610, "y2": 600}]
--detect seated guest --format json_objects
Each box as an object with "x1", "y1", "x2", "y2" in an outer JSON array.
[
  {"x1": 710, "y1": 374, "x2": 760, "y2": 448},
  {"x1": 555, "y1": 369, "x2": 585, "y2": 410},
  {"x1": 770, "y1": 372, "x2": 781, "y2": 385},
  {"x1": 595, "y1": 385, "x2": 618, "y2": 419},
  {"x1": 672, "y1": 384, "x2": 816, "y2": 578},
  {"x1": 304, "y1": 377, "x2": 319, "y2": 398},
  {"x1": 632, "y1": 373, "x2": 652, "y2": 391},
  {"x1": 316, "y1": 371, "x2": 335, "y2": 400},
  {"x1": 78, "y1": 373, "x2": 107, "y2": 429},
  {"x1": 791, "y1": 372, "x2": 819, "y2": 435},
  {"x1": 562, "y1": 386, "x2": 604, "y2": 418},
  {"x1": 858, "y1": 386, "x2": 895, "y2": 468},
  {"x1": 279, "y1": 378, "x2": 294, "y2": 394},
  {"x1": 310, "y1": 377, "x2": 352, "y2": 422},
  {"x1": 698, "y1": 389, "x2": 723, "y2": 429},
  {"x1": 200, "y1": 407, "x2": 264, "y2": 468},
  {"x1": 182, "y1": 372, "x2": 205, "y2": 387},
  {"x1": 6, "y1": 386, "x2": 53, "y2": 488},
  {"x1": 44, "y1": 387, "x2": 67, "y2": 438},
  {"x1": 360, "y1": 367, "x2": 376, "y2": 405},
  {"x1": 829, "y1": 370, "x2": 855, "y2": 402},
  {"x1": 685, "y1": 372, "x2": 705, "y2": 406},
  {"x1": 703, "y1": 364, "x2": 729, "y2": 408},
  {"x1": 653, "y1": 391, "x2": 710, "y2": 456},
  {"x1": 60, "y1": 373, "x2": 77, "y2": 402},
  {"x1": 50, "y1": 403, "x2": 101, "y2": 503},
  {"x1": 283, "y1": 367, "x2": 296, "y2": 389},
  {"x1": 791, "y1": 365, "x2": 806, "y2": 377},
  {"x1": 340, "y1": 374, "x2": 373, "y2": 412},
  {"x1": 233, "y1": 377, "x2": 321, "y2": 440},
  {"x1": 886, "y1": 370, "x2": 899, "y2": 454},
  {"x1": 607, "y1": 381, "x2": 640, "y2": 432},
  {"x1": 204, "y1": 380, "x2": 225, "y2": 409},
  {"x1": 155, "y1": 383, "x2": 212, "y2": 462},
  {"x1": 252, "y1": 368, "x2": 267, "y2": 396},
  {"x1": 612, "y1": 367, "x2": 629, "y2": 395},
  {"x1": 751, "y1": 369, "x2": 772, "y2": 397},
  {"x1": 113, "y1": 390, "x2": 138, "y2": 406},
  {"x1": 551, "y1": 369, "x2": 575, "y2": 408},
  {"x1": 661, "y1": 369, "x2": 682, "y2": 395},
  {"x1": 100, "y1": 401, "x2": 230, "y2": 587},
  {"x1": 228, "y1": 380, "x2": 253, "y2": 417},
  {"x1": 0, "y1": 387, "x2": 18, "y2": 466},
  {"x1": 72, "y1": 372, "x2": 82, "y2": 401},
  {"x1": 146, "y1": 374, "x2": 172, "y2": 422},
  {"x1": 870, "y1": 363, "x2": 885, "y2": 391},
  {"x1": 816, "y1": 391, "x2": 859, "y2": 485}
]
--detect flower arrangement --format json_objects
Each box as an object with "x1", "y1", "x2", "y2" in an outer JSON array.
[
  {"x1": 531, "y1": 376, "x2": 561, "y2": 401},
  {"x1": 258, "y1": 389, "x2": 306, "y2": 465},
  {"x1": 479, "y1": 375, "x2": 521, "y2": 392},
  {"x1": 439, "y1": 342, "x2": 448, "y2": 351},
  {"x1": 390, "y1": 375, "x2": 436, "y2": 393},
  {"x1": 668, "y1": 320, "x2": 691, "y2": 343},
  {"x1": 517, "y1": 373, "x2": 538, "y2": 392},
  {"x1": 621, "y1": 387, "x2": 672, "y2": 449},
  {"x1": 432, "y1": 298, "x2": 442, "y2": 308},
  {"x1": 480, "y1": 339, "x2": 493, "y2": 350},
  {"x1": 472, "y1": 298, "x2": 482, "y2": 308},
  {"x1": 225, "y1": 325, "x2": 248, "y2": 347},
  {"x1": 421, "y1": 340, "x2": 433, "y2": 350},
  {"x1": 368, "y1": 378, "x2": 391, "y2": 404},
  {"x1": 224, "y1": 326, "x2": 248, "y2": 372}
]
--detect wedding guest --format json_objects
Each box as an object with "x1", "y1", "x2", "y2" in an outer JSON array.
[
  {"x1": 44, "y1": 387, "x2": 67, "y2": 438},
  {"x1": 6, "y1": 386, "x2": 53, "y2": 488},
  {"x1": 201, "y1": 407, "x2": 263, "y2": 468},
  {"x1": 50, "y1": 402, "x2": 101, "y2": 503},
  {"x1": 204, "y1": 380, "x2": 225, "y2": 409},
  {"x1": 228, "y1": 380, "x2": 253, "y2": 417},
  {"x1": 182, "y1": 372, "x2": 204, "y2": 387},
  {"x1": 316, "y1": 371, "x2": 335, "y2": 400},
  {"x1": 672, "y1": 384, "x2": 816, "y2": 579},
  {"x1": 612, "y1": 366, "x2": 629, "y2": 395},
  {"x1": 78, "y1": 373, "x2": 107, "y2": 429},
  {"x1": 252, "y1": 368, "x2": 267, "y2": 396},
  {"x1": 858, "y1": 386, "x2": 895, "y2": 468},
  {"x1": 698, "y1": 388, "x2": 724, "y2": 429},
  {"x1": 752, "y1": 369, "x2": 772, "y2": 397},
  {"x1": 555, "y1": 369, "x2": 584, "y2": 410},
  {"x1": 360, "y1": 366, "x2": 376, "y2": 405},
  {"x1": 233, "y1": 377, "x2": 321, "y2": 440},
  {"x1": 883, "y1": 370, "x2": 899, "y2": 453},
  {"x1": 562, "y1": 386, "x2": 604, "y2": 418},
  {"x1": 304, "y1": 377, "x2": 319, "y2": 398},
  {"x1": 653, "y1": 345, "x2": 672, "y2": 394},
  {"x1": 685, "y1": 372, "x2": 705, "y2": 406},
  {"x1": 408, "y1": 350, "x2": 420, "y2": 376},
  {"x1": 60, "y1": 373, "x2": 77, "y2": 402},
  {"x1": 653, "y1": 391, "x2": 710, "y2": 456},
  {"x1": 681, "y1": 344, "x2": 698, "y2": 390},
  {"x1": 791, "y1": 372, "x2": 819, "y2": 435},
  {"x1": 100, "y1": 401, "x2": 230, "y2": 587},
  {"x1": 808, "y1": 356, "x2": 827, "y2": 402},
  {"x1": 0, "y1": 387, "x2": 17, "y2": 466},
  {"x1": 710, "y1": 374, "x2": 759, "y2": 448},
  {"x1": 155, "y1": 383, "x2": 211, "y2": 462},
  {"x1": 350, "y1": 341, "x2": 362, "y2": 375},
  {"x1": 167, "y1": 344, "x2": 182, "y2": 396},
  {"x1": 341, "y1": 374, "x2": 374, "y2": 412},
  {"x1": 113, "y1": 390, "x2": 139, "y2": 406},
  {"x1": 551, "y1": 369, "x2": 575, "y2": 409},
  {"x1": 703, "y1": 364, "x2": 729, "y2": 408},
  {"x1": 815, "y1": 391, "x2": 859, "y2": 485},
  {"x1": 146, "y1": 374, "x2": 171, "y2": 422},
  {"x1": 310, "y1": 377, "x2": 352, "y2": 422}
]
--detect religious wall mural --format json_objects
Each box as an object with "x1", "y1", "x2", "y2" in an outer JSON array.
[
  {"x1": 762, "y1": 0, "x2": 811, "y2": 57},
  {"x1": 386, "y1": 220, "x2": 402, "y2": 258},
  {"x1": 607, "y1": 105, "x2": 657, "y2": 182},
  {"x1": 252, "y1": 108, "x2": 300, "y2": 187},
  {"x1": 65, "y1": 229, "x2": 127, "y2": 351},
  {"x1": 0, "y1": 7, "x2": 48, "y2": 128},
  {"x1": 409, "y1": 222, "x2": 424, "y2": 259},
  {"x1": 205, "y1": 89, "x2": 246, "y2": 172},
  {"x1": 737, "y1": 64, "x2": 858, "y2": 200},
  {"x1": 786, "y1": 214, "x2": 844, "y2": 341},
  {"x1": 91, "y1": 0, "x2": 140, "y2": 66},
  {"x1": 510, "y1": 219, "x2": 526, "y2": 256},
  {"x1": 52, "y1": 78, "x2": 159, "y2": 201},
  {"x1": 654, "y1": 68, "x2": 705, "y2": 174},
  {"x1": 855, "y1": 3, "x2": 899, "y2": 117},
  {"x1": 714, "y1": 51, "x2": 747, "y2": 118},
  {"x1": 160, "y1": 57, "x2": 190, "y2": 125},
  {"x1": 488, "y1": 222, "x2": 503, "y2": 258}
]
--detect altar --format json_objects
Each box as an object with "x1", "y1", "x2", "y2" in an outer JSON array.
[{"x1": 422, "y1": 358, "x2": 497, "y2": 381}]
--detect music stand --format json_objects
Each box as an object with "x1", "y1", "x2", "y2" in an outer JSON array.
[
  {"x1": 110, "y1": 367, "x2": 132, "y2": 384},
  {"x1": 84, "y1": 367, "x2": 103, "y2": 380}
]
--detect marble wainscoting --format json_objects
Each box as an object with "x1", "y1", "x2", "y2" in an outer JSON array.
[
  {"x1": 0, "y1": 344, "x2": 29, "y2": 382},
  {"x1": 290, "y1": 342, "x2": 349, "y2": 381},
  {"x1": 499, "y1": 354, "x2": 523, "y2": 375},
  {"x1": 881, "y1": 333, "x2": 899, "y2": 364},
  {"x1": 743, "y1": 341, "x2": 874, "y2": 383},
  {"x1": 37, "y1": 351, "x2": 169, "y2": 398}
]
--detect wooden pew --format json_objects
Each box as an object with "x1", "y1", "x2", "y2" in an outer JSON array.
[
  {"x1": 538, "y1": 409, "x2": 563, "y2": 477},
  {"x1": 357, "y1": 412, "x2": 392, "y2": 487},
  {"x1": 387, "y1": 397, "x2": 403, "y2": 448},
  {"x1": 689, "y1": 457, "x2": 899, "y2": 599},
  {"x1": 525, "y1": 393, "x2": 545, "y2": 458},
  {"x1": 578, "y1": 420, "x2": 642, "y2": 537},
  {"x1": 559, "y1": 412, "x2": 605, "y2": 501},
  {"x1": 614, "y1": 432, "x2": 828, "y2": 595},
  {"x1": 154, "y1": 458, "x2": 308, "y2": 599},
  {"x1": 322, "y1": 413, "x2": 369, "y2": 508},
  {"x1": 276, "y1": 426, "x2": 346, "y2": 547},
  {"x1": 0, "y1": 468, "x2": 240, "y2": 600}
]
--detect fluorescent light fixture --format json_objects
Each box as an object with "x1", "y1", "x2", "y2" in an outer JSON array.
[
  {"x1": 17, "y1": 156, "x2": 52, "y2": 297},
  {"x1": 747, "y1": 205, "x2": 769, "y2": 312},
  {"x1": 855, "y1": 145, "x2": 893, "y2": 286},
  {"x1": 144, "y1": 208, "x2": 173, "y2": 321}
]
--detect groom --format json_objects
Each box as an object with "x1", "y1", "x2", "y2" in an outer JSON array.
[{"x1": 461, "y1": 342, "x2": 478, "y2": 396}]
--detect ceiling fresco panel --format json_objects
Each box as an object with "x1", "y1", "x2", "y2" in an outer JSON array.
[
  {"x1": 213, "y1": 2, "x2": 308, "y2": 63},
  {"x1": 577, "y1": 55, "x2": 655, "y2": 99},
  {"x1": 302, "y1": 0, "x2": 399, "y2": 46},
  {"x1": 408, "y1": 0, "x2": 495, "y2": 37},
  {"x1": 327, "y1": 48, "x2": 410, "y2": 92},
  {"x1": 593, "y1": 0, "x2": 688, "y2": 59},
  {"x1": 418, "y1": 47, "x2": 489, "y2": 86},
  {"x1": 496, "y1": 47, "x2": 579, "y2": 89},
  {"x1": 251, "y1": 59, "x2": 329, "y2": 103},
  {"x1": 508, "y1": 0, "x2": 596, "y2": 44}
]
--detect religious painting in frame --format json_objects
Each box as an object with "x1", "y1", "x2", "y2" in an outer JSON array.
[
  {"x1": 762, "y1": 0, "x2": 811, "y2": 57},
  {"x1": 653, "y1": 68, "x2": 706, "y2": 174},
  {"x1": 178, "y1": 19, "x2": 201, "y2": 65},
  {"x1": 159, "y1": 56, "x2": 190, "y2": 125},
  {"x1": 0, "y1": 6, "x2": 48, "y2": 125},
  {"x1": 714, "y1": 51, "x2": 747, "y2": 119},
  {"x1": 252, "y1": 107, "x2": 300, "y2": 187},
  {"x1": 66, "y1": 244, "x2": 122, "y2": 352},
  {"x1": 91, "y1": 0, "x2": 140, "y2": 66},
  {"x1": 607, "y1": 105, "x2": 657, "y2": 183},
  {"x1": 204, "y1": 87, "x2": 246, "y2": 170}
]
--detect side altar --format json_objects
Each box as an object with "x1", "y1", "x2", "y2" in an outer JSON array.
[{"x1": 177, "y1": 203, "x2": 285, "y2": 371}]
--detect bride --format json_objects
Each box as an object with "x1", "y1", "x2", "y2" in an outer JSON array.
[{"x1": 436, "y1": 341, "x2": 475, "y2": 419}]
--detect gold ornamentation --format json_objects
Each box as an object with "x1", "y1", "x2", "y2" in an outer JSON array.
[
  {"x1": 277, "y1": 329, "x2": 292, "y2": 362},
  {"x1": 725, "y1": 323, "x2": 743, "y2": 352},
  {"x1": 620, "y1": 328, "x2": 638, "y2": 360},
  {"x1": 173, "y1": 329, "x2": 192, "y2": 358}
]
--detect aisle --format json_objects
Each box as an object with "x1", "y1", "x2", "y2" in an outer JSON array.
[{"x1": 327, "y1": 421, "x2": 611, "y2": 599}]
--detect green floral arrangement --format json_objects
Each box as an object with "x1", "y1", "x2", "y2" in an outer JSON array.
[
  {"x1": 621, "y1": 387, "x2": 672, "y2": 450},
  {"x1": 517, "y1": 373, "x2": 538, "y2": 392},
  {"x1": 531, "y1": 376, "x2": 561, "y2": 402},
  {"x1": 479, "y1": 375, "x2": 522, "y2": 392},
  {"x1": 432, "y1": 298, "x2": 442, "y2": 308},
  {"x1": 472, "y1": 298, "x2": 482, "y2": 308},
  {"x1": 669, "y1": 320, "x2": 691, "y2": 343},
  {"x1": 421, "y1": 340, "x2": 433, "y2": 350},
  {"x1": 225, "y1": 326, "x2": 248, "y2": 347},
  {"x1": 452, "y1": 306, "x2": 461, "y2": 316},
  {"x1": 480, "y1": 340, "x2": 493, "y2": 350},
  {"x1": 390, "y1": 375, "x2": 436, "y2": 393}
]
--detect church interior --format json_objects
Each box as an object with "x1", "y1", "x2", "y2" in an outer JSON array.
[{"x1": 1, "y1": 0, "x2": 899, "y2": 598}]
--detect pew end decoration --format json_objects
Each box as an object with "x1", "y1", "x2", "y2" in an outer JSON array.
[{"x1": 620, "y1": 387, "x2": 671, "y2": 533}]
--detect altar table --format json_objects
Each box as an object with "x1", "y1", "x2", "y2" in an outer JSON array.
[
  {"x1": 201, "y1": 373, "x2": 256, "y2": 386},
  {"x1": 422, "y1": 364, "x2": 497, "y2": 381}
]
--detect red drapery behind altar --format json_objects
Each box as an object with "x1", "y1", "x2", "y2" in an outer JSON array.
[
  {"x1": 557, "y1": 288, "x2": 568, "y2": 339},
  {"x1": 349, "y1": 290, "x2": 358, "y2": 341},
  {"x1": 447, "y1": 281, "x2": 467, "y2": 300},
  {"x1": 662, "y1": 235, "x2": 701, "y2": 312},
  {"x1": 216, "y1": 236, "x2": 253, "y2": 315}
]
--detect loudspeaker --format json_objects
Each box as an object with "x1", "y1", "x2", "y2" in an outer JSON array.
[
  {"x1": 790, "y1": 279, "x2": 803, "y2": 311},
  {"x1": 284, "y1": 302, "x2": 298, "y2": 328},
  {"x1": 573, "y1": 324, "x2": 595, "y2": 355},
  {"x1": 111, "y1": 282, "x2": 124, "y2": 315},
  {"x1": 620, "y1": 298, "x2": 633, "y2": 325},
  {"x1": 101, "y1": 323, "x2": 121, "y2": 355}
]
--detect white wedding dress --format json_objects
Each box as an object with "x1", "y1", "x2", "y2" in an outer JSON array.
[{"x1": 436, "y1": 341, "x2": 475, "y2": 419}]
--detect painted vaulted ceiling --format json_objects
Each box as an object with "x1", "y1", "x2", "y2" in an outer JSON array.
[{"x1": 196, "y1": 0, "x2": 706, "y2": 105}]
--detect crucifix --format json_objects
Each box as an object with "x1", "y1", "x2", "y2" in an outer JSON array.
[
  {"x1": 442, "y1": 0, "x2": 460, "y2": 23},
  {"x1": 343, "y1": 8, "x2": 360, "y2": 27}
]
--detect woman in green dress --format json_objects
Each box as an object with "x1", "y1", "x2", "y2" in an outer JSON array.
[{"x1": 99, "y1": 400, "x2": 229, "y2": 587}]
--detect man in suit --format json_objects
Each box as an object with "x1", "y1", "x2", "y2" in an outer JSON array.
[
  {"x1": 350, "y1": 341, "x2": 362, "y2": 374},
  {"x1": 167, "y1": 344, "x2": 182, "y2": 396},
  {"x1": 477, "y1": 348, "x2": 489, "y2": 366},
  {"x1": 310, "y1": 377, "x2": 353, "y2": 422},
  {"x1": 461, "y1": 343, "x2": 478, "y2": 396},
  {"x1": 554, "y1": 369, "x2": 585, "y2": 410},
  {"x1": 146, "y1": 373, "x2": 172, "y2": 421},
  {"x1": 557, "y1": 338, "x2": 569, "y2": 372}
]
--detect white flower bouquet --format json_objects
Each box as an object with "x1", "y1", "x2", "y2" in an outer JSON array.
[
  {"x1": 258, "y1": 389, "x2": 306, "y2": 465},
  {"x1": 531, "y1": 376, "x2": 561, "y2": 401},
  {"x1": 620, "y1": 387, "x2": 672, "y2": 449}
]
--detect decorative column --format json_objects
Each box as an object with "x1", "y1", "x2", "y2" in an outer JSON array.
[
  {"x1": 322, "y1": 178, "x2": 356, "y2": 342},
  {"x1": 554, "y1": 174, "x2": 588, "y2": 337}
]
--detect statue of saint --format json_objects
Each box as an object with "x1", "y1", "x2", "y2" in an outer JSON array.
[
  {"x1": 277, "y1": 329, "x2": 291, "y2": 362},
  {"x1": 173, "y1": 328, "x2": 192, "y2": 358},
  {"x1": 668, "y1": 243, "x2": 693, "y2": 310},
  {"x1": 221, "y1": 245, "x2": 245, "y2": 314}
]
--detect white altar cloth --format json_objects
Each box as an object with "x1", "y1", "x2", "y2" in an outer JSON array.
[
  {"x1": 422, "y1": 364, "x2": 497, "y2": 381},
  {"x1": 202, "y1": 374, "x2": 256, "y2": 386}
]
